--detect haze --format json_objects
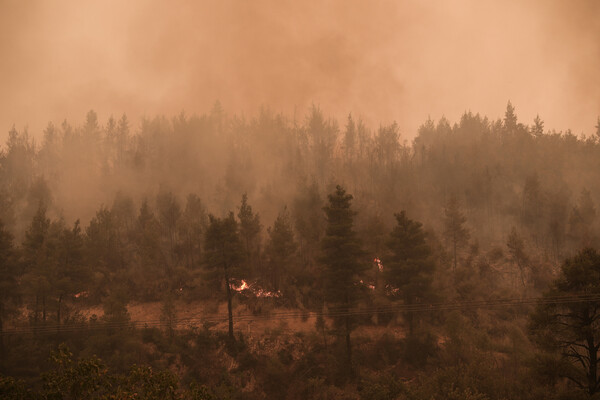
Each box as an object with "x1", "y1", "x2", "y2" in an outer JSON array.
[{"x1": 1, "y1": 0, "x2": 599, "y2": 140}]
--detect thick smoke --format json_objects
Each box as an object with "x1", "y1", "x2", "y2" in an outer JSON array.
[{"x1": 0, "y1": 0, "x2": 599, "y2": 139}]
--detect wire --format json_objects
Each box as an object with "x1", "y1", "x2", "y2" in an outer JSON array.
[{"x1": 3, "y1": 292, "x2": 600, "y2": 336}]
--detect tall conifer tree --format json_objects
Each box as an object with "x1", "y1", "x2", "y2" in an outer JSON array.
[
  {"x1": 321, "y1": 185, "x2": 366, "y2": 374},
  {"x1": 204, "y1": 213, "x2": 243, "y2": 342},
  {"x1": 385, "y1": 211, "x2": 435, "y2": 336}
]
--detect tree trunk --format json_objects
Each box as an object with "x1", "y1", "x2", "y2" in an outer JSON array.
[
  {"x1": 587, "y1": 333, "x2": 598, "y2": 395},
  {"x1": 0, "y1": 301, "x2": 4, "y2": 359},
  {"x1": 344, "y1": 289, "x2": 353, "y2": 377},
  {"x1": 34, "y1": 294, "x2": 39, "y2": 324},
  {"x1": 453, "y1": 237, "x2": 457, "y2": 271},
  {"x1": 57, "y1": 293, "x2": 63, "y2": 328},
  {"x1": 406, "y1": 301, "x2": 415, "y2": 337},
  {"x1": 345, "y1": 312, "x2": 353, "y2": 376},
  {"x1": 225, "y1": 271, "x2": 234, "y2": 342}
]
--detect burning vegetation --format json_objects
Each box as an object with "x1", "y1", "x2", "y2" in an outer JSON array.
[{"x1": 1, "y1": 103, "x2": 600, "y2": 399}]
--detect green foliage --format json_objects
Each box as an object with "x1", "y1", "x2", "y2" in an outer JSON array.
[
  {"x1": 42, "y1": 343, "x2": 109, "y2": 399},
  {"x1": 116, "y1": 364, "x2": 179, "y2": 400}
]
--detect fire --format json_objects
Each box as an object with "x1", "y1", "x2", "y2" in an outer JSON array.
[
  {"x1": 357, "y1": 280, "x2": 376, "y2": 290},
  {"x1": 74, "y1": 291, "x2": 88, "y2": 299},
  {"x1": 374, "y1": 257, "x2": 383, "y2": 272},
  {"x1": 237, "y1": 280, "x2": 250, "y2": 291},
  {"x1": 231, "y1": 280, "x2": 282, "y2": 298},
  {"x1": 385, "y1": 285, "x2": 400, "y2": 295}
]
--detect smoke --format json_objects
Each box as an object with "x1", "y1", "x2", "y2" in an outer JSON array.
[{"x1": 1, "y1": 0, "x2": 599, "y2": 140}]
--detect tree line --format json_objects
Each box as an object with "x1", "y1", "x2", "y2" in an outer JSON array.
[{"x1": 2, "y1": 103, "x2": 600, "y2": 397}]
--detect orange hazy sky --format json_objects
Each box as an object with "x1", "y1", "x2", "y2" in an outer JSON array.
[{"x1": 1, "y1": 0, "x2": 599, "y2": 141}]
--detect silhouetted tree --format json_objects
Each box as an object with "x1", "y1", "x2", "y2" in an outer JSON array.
[
  {"x1": 204, "y1": 213, "x2": 243, "y2": 342},
  {"x1": 86, "y1": 206, "x2": 124, "y2": 275},
  {"x1": 504, "y1": 101, "x2": 517, "y2": 131},
  {"x1": 0, "y1": 219, "x2": 17, "y2": 357},
  {"x1": 237, "y1": 193, "x2": 261, "y2": 275},
  {"x1": 21, "y1": 204, "x2": 52, "y2": 324},
  {"x1": 568, "y1": 189, "x2": 597, "y2": 248},
  {"x1": 530, "y1": 248, "x2": 600, "y2": 396},
  {"x1": 385, "y1": 211, "x2": 435, "y2": 336},
  {"x1": 156, "y1": 190, "x2": 181, "y2": 263},
  {"x1": 521, "y1": 174, "x2": 545, "y2": 244},
  {"x1": 320, "y1": 185, "x2": 366, "y2": 374},
  {"x1": 178, "y1": 194, "x2": 207, "y2": 269},
  {"x1": 293, "y1": 181, "x2": 325, "y2": 268},
  {"x1": 55, "y1": 220, "x2": 87, "y2": 326},
  {"x1": 265, "y1": 207, "x2": 297, "y2": 291},
  {"x1": 532, "y1": 115, "x2": 544, "y2": 137},
  {"x1": 506, "y1": 227, "x2": 529, "y2": 287},
  {"x1": 443, "y1": 195, "x2": 470, "y2": 271}
]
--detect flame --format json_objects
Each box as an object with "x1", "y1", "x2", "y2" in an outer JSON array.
[
  {"x1": 231, "y1": 280, "x2": 282, "y2": 298},
  {"x1": 357, "y1": 280, "x2": 376, "y2": 290},
  {"x1": 385, "y1": 284, "x2": 400, "y2": 295},
  {"x1": 374, "y1": 257, "x2": 383, "y2": 272},
  {"x1": 74, "y1": 291, "x2": 88, "y2": 299}
]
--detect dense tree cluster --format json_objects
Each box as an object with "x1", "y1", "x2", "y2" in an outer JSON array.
[{"x1": 1, "y1": 103, "x2": 600, "y2": 398}]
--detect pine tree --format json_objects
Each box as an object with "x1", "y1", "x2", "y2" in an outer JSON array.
[
  {"x1": 265, "y1": 207, "x2": 297, "y2": 291},
  {"x1": 237, "y1": 193, "x2": 261, "y2": 274},
  {"x1": 532, "y1": 114, "x2": 544, "y2": 137},
  {"x1": 504, "y1": 101, "x2": 517, "y2": 131},
  {"x1": 530, "y1": 248, "x2": 600, "y2": 395},
  {"x1": 320, "y1": 185, "x2": 366, "y2": 374},
  {"x1": 204, "y1": 212, "x2": 243, "y2": 342},
  {"x1": 385, "y1": 211, "x2": 435, "y2": 336},
  {"x1": 293, "y1": 181, "x2": 325, "y2": 268},
  {"x1": 178, "y1": 194, "x2": 207, "y2": 269},
  {"x1": 21, "y1": 204, "x2": 52, "y2": 324},
  {"x1": 0, "y1": 219, "x2": 17, "y2": 357},
  {"x1": 55, "y1": 220, "x2": 87, "y2": 326},
  {"x1": 156, "y1": 190, "x2": 182, "y2": 264},
  {"x1": 568, "y1": 189, "x2": 597, "y2": 248},
  {"x1": 506, "y1": 227, "x2": 529, "y2": 287},
  {"x1": 444, "y1": 195, "x2": 470, "y2": 271},
  {"x1": 134, "y1": 200, "x2": 164, "y2": 271}
]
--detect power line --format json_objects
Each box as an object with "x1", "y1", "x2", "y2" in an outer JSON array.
[{"x1": 3, "y1": 292, "x2": 600, "y2": 337}]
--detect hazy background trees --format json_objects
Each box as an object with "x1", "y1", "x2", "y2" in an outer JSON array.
[{"x1": 1, "y1": 103, "x2": 600, "y2": 397}]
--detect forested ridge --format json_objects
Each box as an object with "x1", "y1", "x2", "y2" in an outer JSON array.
[{"x1": 1, "y1": 103, "x2": 600, "y2": 399}]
